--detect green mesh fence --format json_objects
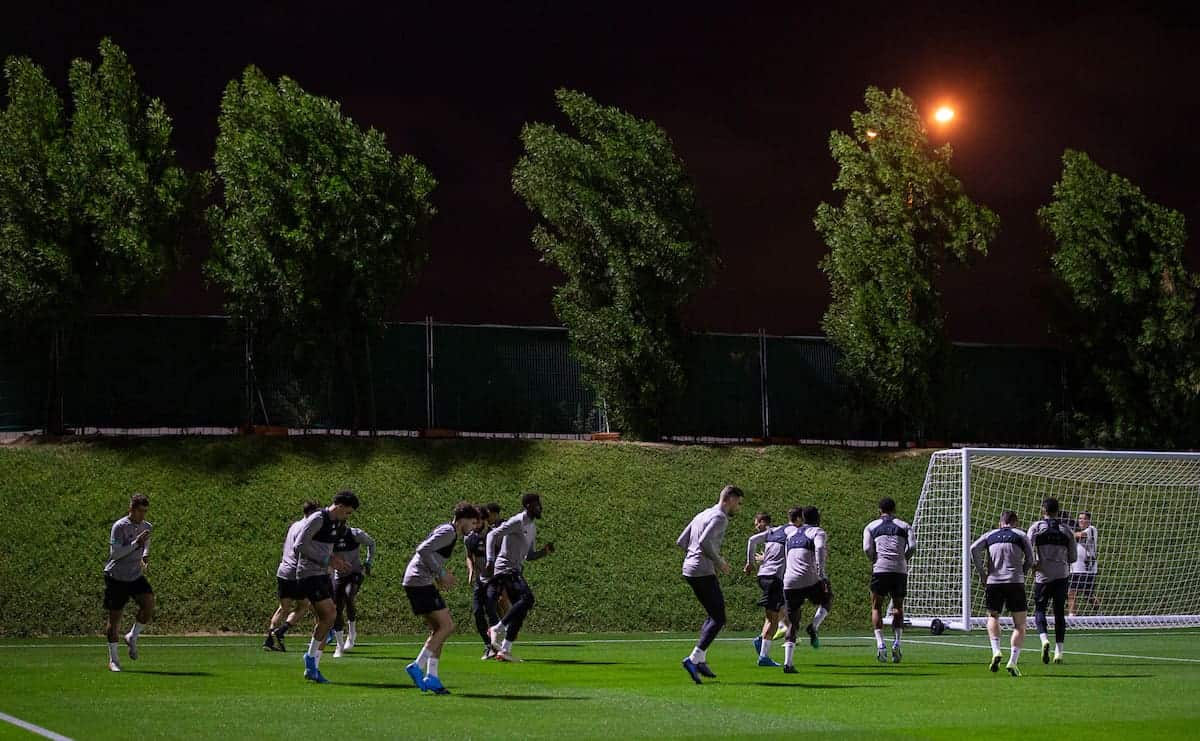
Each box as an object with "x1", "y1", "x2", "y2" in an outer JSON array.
[{"x1": 0, "y1": 317, "x2": 1068, "y2": 443}]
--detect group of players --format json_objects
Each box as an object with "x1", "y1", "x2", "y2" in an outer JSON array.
[
  {"x1": 102, "y1": 490, "x2": 555, "y2": 695},
  {"x1": 102, "y1": 484, "x2": 1100, "y2": 691},
  {"x1": 675, "y1": 486, "x2": 1100, "y2": 683}
]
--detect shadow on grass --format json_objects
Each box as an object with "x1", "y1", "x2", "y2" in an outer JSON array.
[
  {"x1": 455, "y1": 693, "x2": 587, "y2": 701},
  {"x1": 344, "y1": 655, "x2": 415, "y2": 662},
  {"x1": 519, "y1": 658, "x2": 621, "y2": 666},
  {"x1": 752, "y1": 682, "x2": 885, "y2": 689},
  {"x1": 337, "y1": 681, "x2": 419, "y2": 689},
  {"x1": 1036, "y1": 674, "x2": 1153, "y2": 679},
  {"x1": 126, "y1": 670, "x2": 213, "y2": 676},
  {"x1": 822, "y1": 670, "x2": 941, "y2": 677}
]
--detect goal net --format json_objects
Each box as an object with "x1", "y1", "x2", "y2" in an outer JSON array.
[{"x1": 907, "y1": 448, "x2": 1200, "y2": 630}]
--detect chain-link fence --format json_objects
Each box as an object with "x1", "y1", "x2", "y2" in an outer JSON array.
[{"x1": 0, "y1": 315, "x2": 1067, "y2": 444}]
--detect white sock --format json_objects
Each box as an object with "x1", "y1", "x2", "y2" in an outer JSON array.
[
  {"x1": 783, "y1": 641, "x2": 795, "y2": 666},
  {"x1": 348, "y1": 621, "x2": 356, "y2": 638},
  {"x1": 307, "y1": 638, "x2": 321, "y2": 657},
  {"x1": 812, "y1": 607, "x2": 828, "y2": 630},
  {"x1": 893, "y1": 626, "x2": 902, "y2": 645},
  {"x1": 314, "y1": 648, "x2": 323, "y2": 667},
  {"x1": 108, "y1": 642, "x2": 119, "y2": 662},
  {"x1": 1055, "y1": 642, "x2": 1063, "y2": 655},
  {"x1": 1039, "y1": 632, "x2": 1049, "y2": 645},
  {"x1": 129, "y1": 622, "x2": 145, "y2": 639},
  {"x1": 1010, "y1": 647, "x2": 1021, "y2": 663},
  {"x1": 989, "y1": 637, "x2": 1001, "y2": 654},
  {"x1": 426, "y1": 657, "x2": 439, "y2": 678},
  {"x1": 416, "y1": 647, "x2": 432, "y2": 670},
  {"x1": 688, "y1": 647, "x2": 704, "y2": 663},
  {"x1": 334, "y1": 631, "x2": 345, "y2": 649},
  {"x1": 501, "y1": 639, "x2": 514, "y2": 654},
  {"x1": 873, "y1": 629, "x2": 884, "y2": 648},
  {"x1": 759, "y1": 639, "x2": 772, "y2": 658}
]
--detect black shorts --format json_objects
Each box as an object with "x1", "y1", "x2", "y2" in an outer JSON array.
[
  {"x1": 276, "y1": 576, "x2": 306, "y2": 601},
  {"x1": 1033, "y1": 578, "x2": 1069, "y2": 610},
  {"x1": 784, "y1": 583, "x2": 830, "y2": 613},
  {"x1": 298, "y1": 574, "x2": 334, "y2": 603},
  {"x1": 333, "y1": 571, "x2": 365, "y2": 588},
  {"x1": 405, "y1": 584, "x2": 447, "y2": 615},
  {"x1": 984, "y1": 583, "x2": 1028, "y2": 614},
  {"x1": 1069, "y1": 573, "x2": 1096, "y2": 594},
  {"x1": 870, "y1": 572, "x2": 908, "y2": 601},
  {"x1": 756, "y1": 575, "x2": 785, "y2": 611},
  {"x1": 103, "y1": 575, "x2": 153, "y2": 610}
]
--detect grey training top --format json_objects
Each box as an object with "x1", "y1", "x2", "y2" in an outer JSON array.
[
  {"x1": 486, "y1": 510, "x2": 546, "y2": 576},
  {"x1": 783, "y1": 524, "x2": 827, "y2": 589},
  {"x1": 677, "y1": 505, "x2": 730, "y2": 577},
  {"x1": 403, "y1": 522, "x2": 458, "y2": 587},
  {"x1": 970, "y1": 527, "x2": 1034, "y2": 584},
  {"x1": 863, "y1": 515, "x2": 917, "y2": 575},
  {"x1": 746, "y1": 525, "x2": 788, "y2": 578},
  {"x1": 275, "y1": 518, "x2": 307, "y2": 580},
  {"x1": 333, "y1": 527, "x2": 377, "y2": 576},
  {"x1": 1071, "y1": 525, "x2": 1098, "y2": 574},
  {"x1": 105, "y1": 516, "x2": 152, "y2": 582},
  {"x1": 295, "y1": 508, "x2": 351, "y2": 579},
  {"x1": 1027, "y1": 518, "x2": 1078, "y2": 583}
]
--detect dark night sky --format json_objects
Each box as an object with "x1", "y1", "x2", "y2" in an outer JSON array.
[{"x1": 4, "y1": 2, "x2": 1199, "y2": 344}]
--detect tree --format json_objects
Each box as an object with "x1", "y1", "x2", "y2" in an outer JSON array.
[
  {"x1": 814, "y1": 87, "x2": 998, "y2": 440},
  {"x1": 205, "y1": 66, "x2": 436, "y2": 434},
  {"x1": 0, "y1": 39, "x2": 203, "y2": 432},
  {"x1": 512, "y1": 89, "x2": 718, "y2": 440},
  {"x1": 1039, "y1": 150, "x2": 1200, "y2": 447}
]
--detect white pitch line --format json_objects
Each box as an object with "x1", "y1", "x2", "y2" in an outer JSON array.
[
  {"x1": 898, "y1": 637, "x2": 1200, "y2": 664},
  {"x1": 0, "y1": 710, "x2": 73, "y2": 741}
]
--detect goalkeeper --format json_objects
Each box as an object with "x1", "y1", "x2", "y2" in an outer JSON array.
[{"x1": 1068, "y1": 511, "x2": 1099, "y2": 616}]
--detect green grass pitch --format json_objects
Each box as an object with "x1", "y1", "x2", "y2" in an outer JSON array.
[{"x1": 2, "y1": 630, "x2": 1198, "y2": 739}]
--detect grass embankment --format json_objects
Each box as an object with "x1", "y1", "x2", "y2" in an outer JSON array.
[{"x1": 0, "y1": 437, "x2": 929, "y2": 636}]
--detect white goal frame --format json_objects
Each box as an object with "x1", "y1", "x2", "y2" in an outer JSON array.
[{"x1": 907, "y1": 447, "x2": 1200, "y2": 631}]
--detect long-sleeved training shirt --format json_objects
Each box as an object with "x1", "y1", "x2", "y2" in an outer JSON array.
[
  {"x1": 970, "y1": 526, "x2": 1034, "y2": 584},
  {"x1": 486, "y1": 510, "x2": 546, "y2": 576},
  {"x1": 863, "y1": 515, "x2": 916, "y2": 575},
  {"x1": 295, "y1": 508, "x2": 350, "y2": 579},
  {"x1": 1071, "y1": 525, "x2": 1098, "y2": 574},
  {"x1": 334, "y1": 527, "x2": 376, "y2": 575},
  {"x1": 105, "y1": 516, "x2": 152, "y2": 582},
  {"x1": 783, "y1": 525, "x2": 827, "y2": 589},
  {"x1": 1027, "y1": 518, "x2": 1078, "y2": 583},
  {"x1": 403, "y1": 522, "x2": 458, "y2": 587},
  {"x1": 275, "y1": 518, "x2": 307, "y2": 580},
  {"x1": 677, "y1": 505, "x2": 730, "y2": 577},
  {"x1": 745, "y1": 525, "x2": 788, "y2": 578}
]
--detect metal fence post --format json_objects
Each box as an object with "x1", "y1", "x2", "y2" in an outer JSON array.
[{"x1": 759, "y1": 329, "x2": 770, "y2": 440}]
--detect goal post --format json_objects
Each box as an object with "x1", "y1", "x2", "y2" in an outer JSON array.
[{"x1": 907, "y1": 447, "x2": 1200, "y2": 631}]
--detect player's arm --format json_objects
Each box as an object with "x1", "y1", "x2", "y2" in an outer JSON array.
[
  {"x1": 357, "y1": 528, "x2": 377, "y2": 574},
  {"x1": 904, "y1": 523, "x2": 917, "y2": 561},
  {"x1": 108, "y1": 521, "x2": 143, "y2": 561},
  {"x1": 296, "y1": 513, "x2": 331, "y2": 566},
  {"x1": 814, "y1": 531, "x2": 829, "y2": 581},
  {"x1": 486, "y1": 515, "x2": 518, "y2": 563},
  {"x1": 675, "y1": 523, "x2": 691, "y2": 551},
  {"x1": 464, "y1": 533, "x2": 478, "y2": 582},
  {"x1": 417, "y1": 526, "x2": 456, "y2": 587},
  {"x1": 862, "y1": 524, "x2": 876, "y2": 563},
  {"x1": 528, "y1": 539, "x2": 554, "y2": 560},
  {"x1": 1066, "y1": 527, "x2": 1078, "y2": 565},
  {"x1": 969, "y1": 533, "x2": 990, "y2": 581},
  {"x1": 697, "y1": 516, "x2": 729, "y2": 572},
  {"x1": 140, "y1": 524, "x2": 152, "y2": 571},
  {"x1": 745, "y1": 529, "x2": 768, "y2": 572},
  {"x1": 1020, "y1": 532, "x2": 1035, "y2": 574}
]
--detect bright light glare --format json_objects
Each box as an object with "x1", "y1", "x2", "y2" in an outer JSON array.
[
  {"x1": 866, "y1": 130, "x2": 878, "y2": 138},
  {"x1": 934, "y1": 106, "x2": 955, "y2": 123}
]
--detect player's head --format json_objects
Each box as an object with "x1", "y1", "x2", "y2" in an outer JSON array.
[
  {"x1": 485, "y1": 502, "x2": 502, "y2": 524},
  {"x1": 879, "y1": 497, "x2": 896, "y2": 515},
  {"x1": 128, "y1": 493, "x2": 149, "y2": 523},
  {"x1": 1042, "y1": 497, "x2": 1060, "y2": 516},
  {"x1": 753, "y1": 511, "x2": 771, "y2": 531},
  {"x1": 522, "y1": 492, "x2": 543, "y2": 519},
  {"x1": 1078, "y1": 511, "x2": 1091, "y2": 527},
  {"x1": 719, "y1": 484, "x2": 744, "y2": 515},
  {"x1": 802, "y1": 506, "x2": 820, "y2": 526},
  {"x1": 453, "y1": 501, "x2": 481, "y2": 533},
  {"x1": 1000, "y1": 510, "x2": 1019, "y2": 527},
  {"x1": 301, "y1": 500, "x2": 321, "y2": 517},
  {"x1": 330, "y1": 490, "x2": 360, "y2": 520},
  {"x1": 787, "y1": 506, "x2": 804, "y2": 524}
]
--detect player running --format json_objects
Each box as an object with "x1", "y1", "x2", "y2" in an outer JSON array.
[
  {"x1": 780, "y1": 506, "x2": 830, "y2": 674},
  {"x1": 744, "y1": 511, "x2": 788, "y2": 667},
  {"x1": 485, "y1": 493, "x2": 555, "y2": 662},
  {"x1": 970, "y1": 510, "x2": 1034, "y2": 677},
  {"x1": 103, "y1": 493, "x2": 154, "y2": 672},
  {"x1": 1028, "y1": 497, "x2": 1077, "y2": 665},
  {"x1": 402, "y1": 502, "x2": 481, "y2": 694},
  {"x1": 863, "y1": 497, "x2": 916, "y2": 663},
  {"x1": 265, "y1": 500, "x2": 321, "y2": 652},
  {"x1": 330, "y1": 525, "x2": 376, "y2": 656},
  {"x1": 296, "y1": 490, "x2": 359, "y2": 683},
  {"x1": 465, "y1": 502, "x2": 505, "y2": 659},
  {"x1": 676, "y1": 484, "x2": 744, "y2": 684}
]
